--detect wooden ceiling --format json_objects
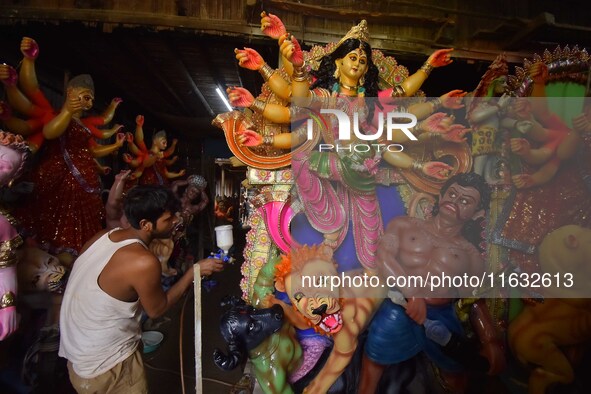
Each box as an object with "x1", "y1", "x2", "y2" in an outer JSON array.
[{"x1": 1, "y1": 0, "x2": 591, "y2": 145}]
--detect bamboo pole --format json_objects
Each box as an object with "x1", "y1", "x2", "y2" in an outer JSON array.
[{"x1": 194, "y1": 263, "x2": 202, "y2": 394}]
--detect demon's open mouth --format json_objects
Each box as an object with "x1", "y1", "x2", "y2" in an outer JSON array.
[{"x1": 318, "y1": 311, "x2": 343, "y2": 334}]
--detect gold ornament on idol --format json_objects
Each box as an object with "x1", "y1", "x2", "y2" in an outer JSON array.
[
  {"x1": 340, "y1": 82, "x2": 359, "y2": 91},
  {"x1": 333, "y1": 64, "x2": 341, "y2": 79},
  {"x1": 334, "y1": 20, "x2": 370, "y2": 50},
  {"x1": 0, "y1": 291, "x2": 15, "y2": 309}
]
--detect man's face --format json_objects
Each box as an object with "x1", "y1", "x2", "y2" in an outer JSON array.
[
  {"x1": 439, "y1": 183, "x2": 482, "y2": 223},
  {"x1": 151, "y1": 210, "x2": 178, "y2": 239}
]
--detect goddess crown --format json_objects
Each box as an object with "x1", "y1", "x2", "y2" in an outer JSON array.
[{"x1": 335, "y1": 20, "x2": 370, "y2": 50}]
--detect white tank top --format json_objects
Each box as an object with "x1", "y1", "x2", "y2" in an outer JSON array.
[{"x1": 59, "y1": 229, "x2": 147, "y2": 378}]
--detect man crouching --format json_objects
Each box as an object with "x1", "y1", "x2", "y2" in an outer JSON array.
[{"x1": 59, "y1": 185, "x2": 223, "y2": 393}]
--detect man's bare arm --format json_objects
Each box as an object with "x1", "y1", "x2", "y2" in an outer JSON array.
[
  {"x1": 130, "y1": 253, "x2": 223, "y2": 319},
  {"x1": 129, "y1": 253, "x2": 174, "y2": 318}
]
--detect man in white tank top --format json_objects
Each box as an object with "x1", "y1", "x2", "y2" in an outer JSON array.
[{"x1": 59, "y1": 185, "x2": 223, "y2": 393}]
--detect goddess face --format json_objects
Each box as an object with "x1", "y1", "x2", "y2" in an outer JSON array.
[
  {"x1": 74, "y1": 87, "x2": 95, "y2": 111},
  {"x1": 0, "y1": 144, "x2": 26, "y2": 186},
  {"x1": 154, "y1": 136, "x2": 168, "y2": 151},
  {"x1": 337, "y1": 48, "x2": 368, "y2": 85}
]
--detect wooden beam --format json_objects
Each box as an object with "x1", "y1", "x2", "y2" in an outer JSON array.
[
  {"x1": 0, "y1": 6, "x2": 267, "y2": 37},
  {"x1": 302, "y1": 29, "x2": 534, "y2": 62},
  {"x1": 266, "y1": 0, "x2": 453, "y2": 25},
  {"x1": 442, "y1": 47, "x2": 533, "y2": 64},
  {"x1": 385, "y1": 0, "x2": 528, "y2": 22},
  {"x1": 0, "y1": 5, "x2": 537, "y2": 61},
  {"x1": 504, "y1": 12, "x2": 555, "y2": 50}
]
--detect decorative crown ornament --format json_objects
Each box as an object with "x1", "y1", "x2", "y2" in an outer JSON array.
[
  {"x1": 506, "y1": 45, "x2": 591, "y2": 96},
  {"x1": 334, "y1": 20, "x2": 370, "y2": 50}
]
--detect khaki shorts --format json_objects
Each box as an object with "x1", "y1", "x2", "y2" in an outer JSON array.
[{"x1": 67, "y1": 348, "x2": 148, "y2": 394}]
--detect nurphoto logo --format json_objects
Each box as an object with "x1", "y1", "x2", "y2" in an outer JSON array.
[{"x1": 307, "y1": 109, "x2": 418, "y2": 152}]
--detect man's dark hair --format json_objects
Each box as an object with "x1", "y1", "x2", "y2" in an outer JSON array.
[
  {"x1": 432, "y1": 172, "x2": 491, "y2": 253},
  {"x1": 433, "y1": 172, "x2": 491, "y2": 216},
  {"x1": 123, "y1": 185, "x2": 179, "y2": 229}
]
